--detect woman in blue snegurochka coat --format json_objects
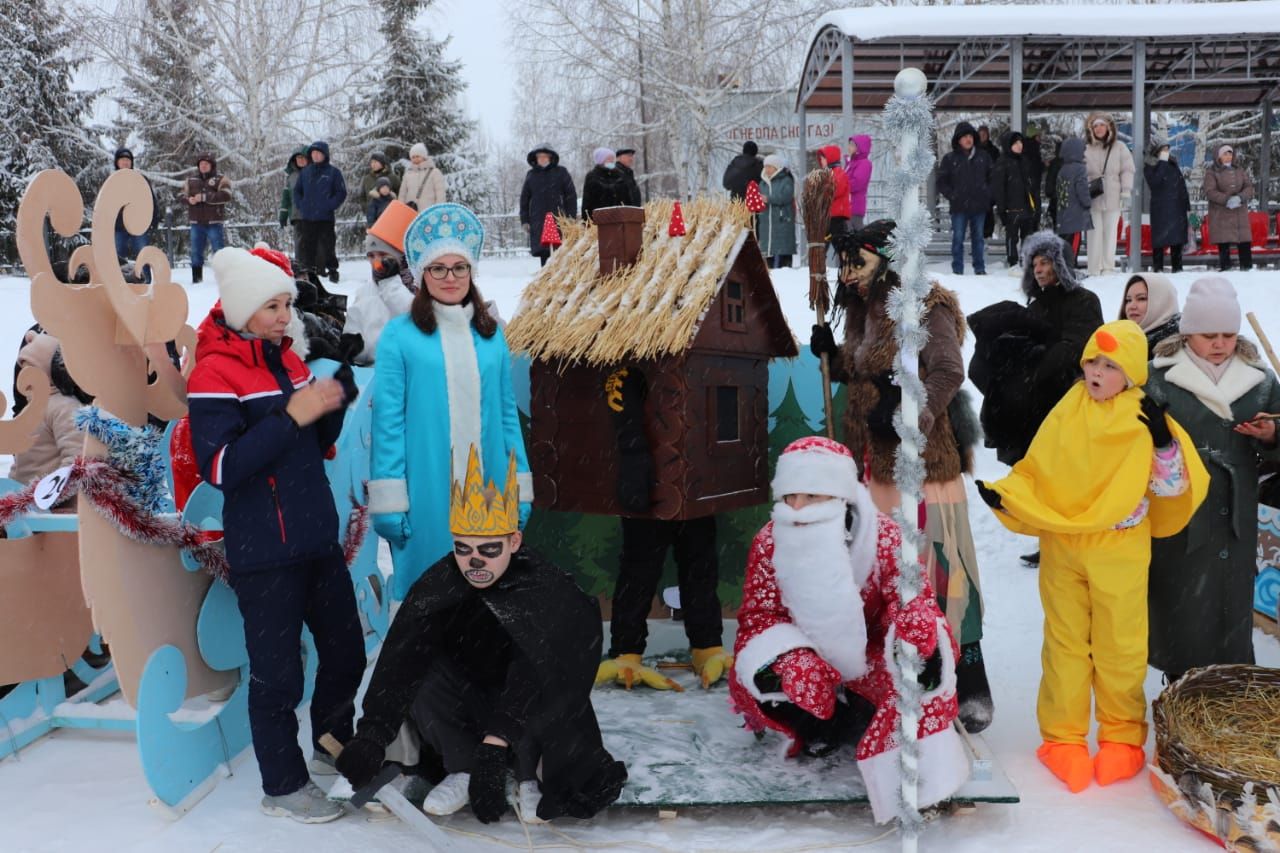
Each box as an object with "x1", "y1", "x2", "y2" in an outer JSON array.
[{"x1": 368, "y1": 203, "x2": 532, "y2": 600}]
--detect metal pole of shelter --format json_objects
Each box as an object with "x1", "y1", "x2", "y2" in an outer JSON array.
[
  {"x1": 1129, "y1": 39, "x2": 1146, "y2": 273},
  {"x1": 1010, "y1": 39, "x2": 1024, "y2": 131},
  {"x1": 842, "y1": 38, "x2": 855, "y2": 142},
  {"x1": 1263, "y1": 96, "x2": 1273, "y2": 213}
]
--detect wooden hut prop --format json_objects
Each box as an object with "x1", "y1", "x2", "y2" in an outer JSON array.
[{"x1": 506, "y1": 199, "x2": 797, "y2": 521}]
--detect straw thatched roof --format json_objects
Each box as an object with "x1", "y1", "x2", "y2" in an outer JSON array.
[{"x1": 506, "y1": 197, "x2": 760, "y2": 366}]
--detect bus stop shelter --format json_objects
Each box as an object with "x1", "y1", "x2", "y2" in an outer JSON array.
[{"x1": 795, "y1": 0, "x2": 1280, "y2": 270}]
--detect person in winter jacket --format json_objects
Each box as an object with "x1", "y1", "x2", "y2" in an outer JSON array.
[
  {"x1": 187, "y1": 245, "x2": 364, "y2": 823},
  {"x1": 977, "y1": 125, "x2": 1002, "y2": 239},
  {"x1": 1083, "y1": 112, "x2": 1136, "y2": 276},
  {"x1": 581, "y1": 148, "x2": 631, "y2": 221},
  {"x1": 1023, "y1": 124, "x2": 1045, "y2": 217},
  {"x1": 759, "y1": 153, "x2": 796, "y2": 268},
  {"x1": 810, "y1": 220, "x2": 993, "y2": 733},
  {"x1": 365, "y1": 177, "x2": 394, "y2": 227},
  {"x1": 990, "y1": 131, "x2": 1038, "y2": 268},
  {"x1": 294, "y1": 141, "x2": 348, "y2": 284},
  {"x1": 1146, "y1": 276, "x2": 1280, "y2": 682},
  {"x1": 8, "y1": 332, "x2": 86, "y2": 495},
  {"x1": 178, "y1": 153, "x2": 232, "y2": 284},
  {"x1": 722, "y1": 140, "x2": 763, "y2": 201},
  {"x1": 518, "y1": 143, "x2": 576, "y2": 266},
  {"x1": 937, "y1": 122, "x2": 994, "y2": 275},
  {"x1": 1119, "y1": 273, "x2": 1181, "y2": 357},
  {"x1": 341, "y1": 200, "x2": 418, "y2": 365},
  {"x1": 967, "y1": 231, "x2": 1104, "y2": 468},
  {"x1": 369, "y1": 203, "x2": 531, "y2": 600},
  {"x1": 398, "y1": 143, "x2": 446, "y2": 212},
  {"x1": 614, "y1": 147, "x2": 642, "y2": 206},
  {"x1": 1044, "y1": 141, "x2": 1064, "y2": 232},
  {"x1": 279, "y1": 147, "x2": 310, "y2": 260},
  {"x1": 729, "y1": 437, "x2": 969, "y2": 824},
  {"x1": 1053, "y1": 137, "x2": 1093, "y2": 267},
  {"x1": 110, "y1": 148, "x2": 158, "y2": 275},
  {"x1": 977, "y1": 320, "x2": 1207, "y2": 793},
  {"x1": 1144, "y1": 143, "x2": 1190, "y2": 273},
  {"x1": 359, "y1": 151, "x2": 401, "y2": 204},
  {"x1": 817, "y1": 145, "x2": 851, "y2": 239},
  {"x1": 844, "y1": 134, "x2": 873, "y2": 230},
  {"x1": 336, "y1": 447, "x2": 626, "y2": 823},
  {"x1": 1203, "y1": 143, "x2": 1255, "y2": 272}
]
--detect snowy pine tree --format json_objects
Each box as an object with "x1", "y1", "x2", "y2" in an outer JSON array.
[{"x1": 0, "y1": 0, "x2": 95, "y2": 254}]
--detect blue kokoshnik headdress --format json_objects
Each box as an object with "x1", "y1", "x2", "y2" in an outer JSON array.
[{"x1": 403, "y1": 203, "x2": 486, "y2": 285}]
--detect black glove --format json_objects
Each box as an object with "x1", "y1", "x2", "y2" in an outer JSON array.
[
  {"x1": 810, "y1": 324, "x2": 839, "y2": 361},
  {"x1": 919, "y1": 648, "x2": 943, "y2": 691},
  {"x1": 333, "y1": 362, "x2": 359, "y2": 406},
  {"x1": 468, "y1": 742, "x2": 509, "y2": 824},
  {"x1": 1138, "y1": 395, "x2": 1173, "y2": 448},
  {"x1": 333, "y1": 736, "x2": 385, "y2": 791},
  {"x1": 338, "y1": 332, "x2": 364, "y2": 364},
  {"x1": 975, "y1": 480, "x2": 1003, "y2": 510},
  {"x1": 866, "y1": 373, "x2": 901, "y2": 439}
]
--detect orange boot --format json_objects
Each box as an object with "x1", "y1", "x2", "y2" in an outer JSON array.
[
  {"x1": 1094, "y1": 742, "x2": 1145, "y2": 786},
  {"x1": 1036, "y1": 742, "x2": 1092, "y2": 793}
]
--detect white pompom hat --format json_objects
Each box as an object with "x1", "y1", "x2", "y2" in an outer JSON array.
[{"x1": 210, "y1": 246, "x2": 297, "y2": 331}]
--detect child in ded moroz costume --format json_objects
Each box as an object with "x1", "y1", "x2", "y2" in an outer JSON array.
[
  {"x1": 976, "y1": 320, "x2": 1208, "y2": 793},
  {"x1": 729, "y1": 436, "x2": 970, "y2": 824},
  {"x1": 335, "y1": 446, "x2": 626, "y2": 824}
]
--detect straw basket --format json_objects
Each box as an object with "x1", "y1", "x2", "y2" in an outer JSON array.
[{"x1": 1150, "y1": 664, "x2": 1280, "y2": 851}]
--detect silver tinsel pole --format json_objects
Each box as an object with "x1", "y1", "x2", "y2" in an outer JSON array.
[{"x1": 881, "y1": 66, "x2": 935, "y2": 853}]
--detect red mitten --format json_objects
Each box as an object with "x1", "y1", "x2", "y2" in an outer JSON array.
[
  {"x1": 773, "y1": 648, "x2": 843, "y2": 720},
  {"x1": 893, "y1": 595, "x2": 942, "y2": 660}
]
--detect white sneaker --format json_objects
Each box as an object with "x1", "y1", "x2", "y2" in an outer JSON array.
[
  {"x1": 515, "y1": 780, "x2": 546, "y2": 824},
  {"x1": 423, "y1": 772, "x2": 470, "y2": 816},
  {"x1": 261, "y1": 780, "x2": 344, "y2": 823}
]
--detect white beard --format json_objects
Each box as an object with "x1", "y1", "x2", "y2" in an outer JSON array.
[{"x1": 771, "y1": 499, "x2": 871, "y2": 683}]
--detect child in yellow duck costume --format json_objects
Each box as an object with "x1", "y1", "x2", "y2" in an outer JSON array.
[{"x1": 976, "y1": 319, "x2": 1208, "y2": 793}]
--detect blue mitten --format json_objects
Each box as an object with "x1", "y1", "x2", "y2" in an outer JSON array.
[{"x1": 372, "y1": 513, "x2": 411, "y2": 547}]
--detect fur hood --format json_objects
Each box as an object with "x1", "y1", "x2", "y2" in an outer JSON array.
[
  {"x1": 1086, "y1": 111, "x2": 1118, "y2": 147},
  {"x1": 1152, "y1": 334, "x2": 1263, "y2": 366},
  {"x1": 1019, "y1": 231, "x2": 1080, "y2": 299}
]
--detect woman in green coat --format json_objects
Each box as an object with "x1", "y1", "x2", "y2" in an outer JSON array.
[
  {"x1": 759, "y1": 154, "x2": 796, "y2": 268},
  {"x1": 1143, "y1": 276, "x2": 1280, "y2": 680}
]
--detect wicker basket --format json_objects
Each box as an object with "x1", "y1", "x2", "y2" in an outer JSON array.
[{"x1": 1151, "y1": 664, "x2": 1280, "y2": 851}]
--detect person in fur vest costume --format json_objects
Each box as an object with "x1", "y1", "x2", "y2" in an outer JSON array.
[
  {"x1": 729, "y1": 437, "x2": 969, "y2": 823},
  {"x1": 809, "y1": 219, "x2": 992, "y2": 733}
]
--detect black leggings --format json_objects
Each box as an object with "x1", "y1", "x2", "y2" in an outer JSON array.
[
  {"x1": 1152, "y1": 244, "x2": 1183, "y2": 273},
  {"x1": 1218, "y1": 242, "x2": 1252, "y2": 271}
]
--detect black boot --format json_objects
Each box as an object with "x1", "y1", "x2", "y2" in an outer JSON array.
[
  {"x1": 956, "y1": 641, "x2": 994, "y2": 734},
  {"x1": 1020, "y1": 549, "x2": 1040, "y2": 567},
  {"x1": 191, "y1": 266, "x2": 203, "y2": 284}
]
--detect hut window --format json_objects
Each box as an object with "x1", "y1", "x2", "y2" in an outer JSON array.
[
  {"x1": 723, "y1": 280, "x2": 746, "y2": 332},
  {"x1": 715, "y1": 386, "x2": 740, "y2": 442}
]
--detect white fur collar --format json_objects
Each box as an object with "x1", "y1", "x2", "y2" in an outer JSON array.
[
  {"x1": 435, "y1": 301, "x2": 481, "y2": 477},
  {"x1": 1156, "y1": 345, "x2": 1264, "y2": 420}
]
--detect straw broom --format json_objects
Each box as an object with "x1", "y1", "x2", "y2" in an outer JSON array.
[{"x1": 802, "y1": 167, "x2": 836, "y2": 438}]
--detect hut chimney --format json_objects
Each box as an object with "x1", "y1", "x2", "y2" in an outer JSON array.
[{"x1": 594, "y1": 206, "x2": 646, "y2": 277}]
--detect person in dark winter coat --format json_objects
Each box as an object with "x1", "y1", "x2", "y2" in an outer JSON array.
[
  {"x1": 937, "y1": 121, "x2": 993, "y2": 275},
  {"x1": 615, "y1": 147, "x2": 643, "y2": 206},
  {"x1": 178, "y1": 152, "x2": 233, "y2": 284},
  {"x1": 1203, "y1": 143, "x2": 1255, "y2": 272},
  {"x1": 1023, "y1": 124, "x2": 1045, "y2": 215},
  {"x1": 187, "y1": 245, "x2": 363, "y2": 823},
  {"x1": 111, "y1": 148, "x2": 158, "y2": 273},
  {"x1": 519, "y1": 143, "x2": 577, "y2": 266},
  {"x1": 1119, "y1": 272, "x2": 1181, "y2": 358},
  {"x1": 977, "y1": 126, "x2": 1001, "y2": 238},
  {"x1": 1044, "y1": 141, "x2": 1064, "y2": 231},
  {"x1": 967, "y1": 231, "x2": 1103, "y2": 468},
  {"x1": 334, "y1": 452, "x2": 627, "y2": 823},
  {"x1": 359, "y1": 152, "x2": 401, "y2": 204},
  {"x1": 1053, "y1": 137, "x2": 1093, "y2": 267},
  {"x1": 294, "y1": 141, "x2": 348, "y2": 283},
  {"x1": 1144, "y1": 144, "x2": 1190, "y2": 273},
  {"x1": 759, "y1": 153, "x2": 796, "y2": 267},
  {"x1": 722, "y1": 140, "x2": 763, "y2": 201},
  {"x1": 278, "y1": 147, "x2": 310, "y2": 260},
  {"x1": 581, "y1": 148, "x2": 631, "y2": 221},
  {"x1": 1145, "y1": 276, "x2": 1280, "y2": 681},
  {"x1": 990, "y1": 131, "x2": 1038, "y2": 268},
  {"x1": 365, "y1": 177, "x2": 394, "y2": 227}
]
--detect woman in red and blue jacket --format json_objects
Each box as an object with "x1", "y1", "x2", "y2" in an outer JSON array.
[{"x1": 187, "y1": 245, "x2": 364, "y2": 823}]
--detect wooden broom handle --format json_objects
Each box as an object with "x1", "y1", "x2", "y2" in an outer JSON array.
[
  {"x1": 319, "y1": 733, "x2": 344, "y2": 759},
  {"x1": 1248, "y1": 312, "x2": 1280, "y2": 377}
]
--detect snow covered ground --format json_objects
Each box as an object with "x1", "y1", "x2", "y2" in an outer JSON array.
[{"x1": 1, "y1": 252, "x2": 1278, "y2": 852}]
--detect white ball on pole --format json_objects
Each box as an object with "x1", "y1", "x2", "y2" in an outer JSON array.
[{"x1": 894, "y1": 67, "x2": 928, "y2": 98}]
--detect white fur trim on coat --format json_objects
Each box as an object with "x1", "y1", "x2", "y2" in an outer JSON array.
[
  {"x1": 858, "y1": 724, "x2": 970, "y2": 824},
  {"x1": 368, "y1": 478, "x2": 409, "y2": 513},
  {"x1": 732, "y1": 621, "x2": 816, "y2": 703},
  {"x1": 436, "y1": 302, "x2": 482, "y2": 480},
  {"x1": 771, "y1": 448, "x2": 859, "y2": 503},
  {"x1": 1155, "y1": 346, "x2": 1264, "y2": 420},
  {"x1": 517, "y1": 471, "x2": 535, "y2": 504}
]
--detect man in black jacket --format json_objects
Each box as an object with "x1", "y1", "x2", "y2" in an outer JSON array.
[
  {"x1": 335, "y1": 449, "x2": 626, "y2": 824},
  {"x1": 990, "y1": 131, "x2": 1037, "y2": 268},
  {"x1": 937, "y1": 122, "x2": 993, "y2": 275},
  {"x1": 615, "y1": 147, "x2": 643, "y2": 206},
  {"x1": 722, "y1": 140, "x2": 763, "y2": 201},
  {"x1": 519, "y1": 143, "x2": 578, "y2": 266}
]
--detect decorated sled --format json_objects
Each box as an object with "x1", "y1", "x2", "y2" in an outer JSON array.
[{"x1": 1255, "y1": 504, "x2": 1280, "y2": 638}]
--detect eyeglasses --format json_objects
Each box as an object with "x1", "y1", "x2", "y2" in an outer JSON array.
[{"x1": 425, "y1": 262, "x2": 472, "y2": 280}]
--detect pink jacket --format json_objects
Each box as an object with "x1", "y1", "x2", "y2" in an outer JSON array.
[{"x1": 845, "y1": 135, "x2": 873, "y2": 217}]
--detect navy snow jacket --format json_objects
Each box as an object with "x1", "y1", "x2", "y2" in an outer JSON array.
[
  {"x1": 187, "y1": 305, "x2": 345, "y2": 573},
  {"x1": 294, "y1": 141, "x2": 349, "y2": 222}
]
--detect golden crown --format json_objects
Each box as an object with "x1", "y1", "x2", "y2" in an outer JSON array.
[{"x1": 449, "y1": 445, "x2": 520, "y2": 537}]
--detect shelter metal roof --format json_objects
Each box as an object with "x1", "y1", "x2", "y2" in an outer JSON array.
[{"x1": 797, "y1": 1, "x2": 1280, "y2": 112}]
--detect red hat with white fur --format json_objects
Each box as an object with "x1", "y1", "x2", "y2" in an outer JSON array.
[
  {"x1": 771, "y1": 436, "x2": 860, "y2": 503},
  {"x1": 210, "y1": 245, "x2": 297, "y2": 331}
]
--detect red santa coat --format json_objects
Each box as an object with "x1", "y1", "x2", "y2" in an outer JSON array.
[{"x1": 729, "y1": 511, "x2": 969, "y2": 823}]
